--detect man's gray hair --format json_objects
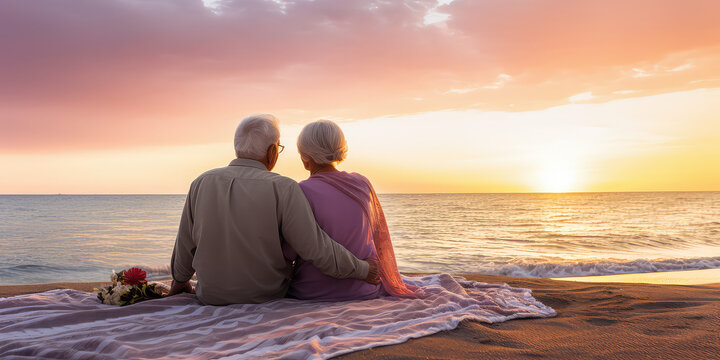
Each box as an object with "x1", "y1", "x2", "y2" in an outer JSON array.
[
  {"x1": 234, "y1": 114, "x2": 281, "y2": 160},
  {"x1": 297, "y1": 120, "x2": 348, "y2": 165}
]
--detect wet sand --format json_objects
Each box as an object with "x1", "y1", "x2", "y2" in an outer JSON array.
[
  {"x1": 2, "y1": 274, "x2": 718, "y2": 359},
  {"x1": 553, "y1": 268, "x2": 720, "y2": 285}
]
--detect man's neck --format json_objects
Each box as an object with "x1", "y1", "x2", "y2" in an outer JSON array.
[{"x1": 232, "y1": 157, "x2": 273, "y2": 171}]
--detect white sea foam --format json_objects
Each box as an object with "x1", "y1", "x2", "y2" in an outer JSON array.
[{"x1": 472, "y1": 256, "x2": 720, "y2": 278}]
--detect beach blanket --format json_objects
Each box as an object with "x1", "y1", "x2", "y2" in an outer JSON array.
[{"x1": 0, "y1": 274, "x2": 555, "y2": 359}]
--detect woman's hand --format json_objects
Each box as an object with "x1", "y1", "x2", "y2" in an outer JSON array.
[
  {"x1": 167, "y1": 280, "x2": 194, "y2": 296},
  {"x1": 363, "y1": 258, "x2": 381, "y2": 285}
]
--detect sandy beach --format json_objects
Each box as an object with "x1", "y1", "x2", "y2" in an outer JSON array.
[
  {"x1": 2, "y1": 274, "x2": 718, "y2": 359},
  {"x1": 342, "y1": 274, "x2": 720, "y2": 360}
]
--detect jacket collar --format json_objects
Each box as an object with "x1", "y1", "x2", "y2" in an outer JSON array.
[{"x1": 229, "y1": 158, "x2": 267, "y2": 170}]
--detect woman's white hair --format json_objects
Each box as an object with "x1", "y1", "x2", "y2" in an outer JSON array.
[
  {"x1": 234, "y1": 114, "x2": 280, "y2": 160},
  {"x1": 297, "y1": 120, "x2": 348, "y2": 165}
]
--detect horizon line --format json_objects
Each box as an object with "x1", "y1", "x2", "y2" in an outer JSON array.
[{"x1": 1, "y1": 190, "x2": 719, "y2": 196}]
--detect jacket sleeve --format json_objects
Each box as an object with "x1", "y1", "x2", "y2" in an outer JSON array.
[
  {"x1": 170, "y1": 184, "x2": 197, "y2": 282},
  {"x1": 279, "y1": 181, "x2": 369, "y2": 280}
]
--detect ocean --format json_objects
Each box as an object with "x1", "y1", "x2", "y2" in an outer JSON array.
[{"x1": 1, "y1": 193, "x2": 719, "y2": 285}]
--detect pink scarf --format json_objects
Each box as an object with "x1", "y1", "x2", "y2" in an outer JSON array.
[{"x1": 312, "y1": 171, "x2": 419, "y2": 298}]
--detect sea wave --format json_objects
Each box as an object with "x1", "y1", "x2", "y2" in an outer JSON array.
[
  {"x1": 129, "y1": 257, "x2": 720, "y2": 280},
  {"x1": 0, "y1": 264, "x2": 97, "y2": 276},
  {"x1": 472, "y1": 256, "x2": 720, "y2": 278},
  {"x1": 3, "y1": 256, "x2": 719, "y2": 285}
]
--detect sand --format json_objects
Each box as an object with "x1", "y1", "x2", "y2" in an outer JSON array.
[{"x1": 2, "y1": 275, "x2": 718, "y2": 359}]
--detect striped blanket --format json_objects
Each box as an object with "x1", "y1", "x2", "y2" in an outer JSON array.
[{"x1": 0, "y1": 274, "x2": 555, "y2": 359}]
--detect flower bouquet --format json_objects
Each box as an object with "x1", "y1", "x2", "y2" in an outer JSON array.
[{"x1": 95, "y1": 267, "x2": 164, "y2": 306}]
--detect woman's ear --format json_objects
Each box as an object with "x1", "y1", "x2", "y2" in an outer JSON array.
[{"x1": 300, "y1": 156, "x2": 312, "y2": 171}]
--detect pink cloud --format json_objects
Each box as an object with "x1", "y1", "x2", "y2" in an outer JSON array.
[
  {"x1": 1, "y1": 0, "x2": 719, "y2": 151},
  {"x1": 445, "y1": 0, "x2": 720, "y2": 71}
]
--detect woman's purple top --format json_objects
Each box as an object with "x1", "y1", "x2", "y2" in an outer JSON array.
[{"x1": 283, "y1": 172, "x2": 382, "y2": 301}]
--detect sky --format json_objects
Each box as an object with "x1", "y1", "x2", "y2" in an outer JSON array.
[{"x1": 1, "y1": 0, "x2": 719, "y2": 193}]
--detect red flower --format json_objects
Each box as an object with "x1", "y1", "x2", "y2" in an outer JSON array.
[{"x1": 122, "y1": 267, "x2": 147, "y2": 286}]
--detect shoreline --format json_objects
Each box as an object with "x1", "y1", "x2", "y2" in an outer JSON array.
[
  {"x1": 1, "y1": 274, "x2": 718, "y2": 359},
  {"x1": 553, "y1": 268, "x2": 720, "y2": 285},
  {"x1": 3, "y1": 268, "x2": 718, "y2": 291}
]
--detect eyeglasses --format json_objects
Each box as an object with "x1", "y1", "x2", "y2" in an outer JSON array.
[{"x1": 277, "y1": 144, "x2": 285, "y2": 153}]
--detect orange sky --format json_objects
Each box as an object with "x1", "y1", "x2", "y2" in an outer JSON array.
[{"x1": 1, "y1": 0, "x2": 719, "y2": 193}]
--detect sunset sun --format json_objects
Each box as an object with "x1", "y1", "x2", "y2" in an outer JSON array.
[{"x1": 535, "y1": 163, "x2": 579, "y2": 193}]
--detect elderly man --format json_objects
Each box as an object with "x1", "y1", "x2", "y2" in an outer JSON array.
[{"x1": 168, "y1": 114, "x2": 379, "y2": 305}]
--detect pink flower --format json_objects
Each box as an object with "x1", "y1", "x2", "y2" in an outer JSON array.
[{"x1": 122, "y1": 267, "x2": 147, "y2": 286}]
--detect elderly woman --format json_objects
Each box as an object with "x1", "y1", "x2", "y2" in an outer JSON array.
[{"x1": 283, "y1": 120, "x2": 418, "y2": 301}]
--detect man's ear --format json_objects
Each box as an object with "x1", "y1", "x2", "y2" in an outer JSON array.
[{"x1": 265, "y1": 144, "x2": 279, "y2": 170}]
